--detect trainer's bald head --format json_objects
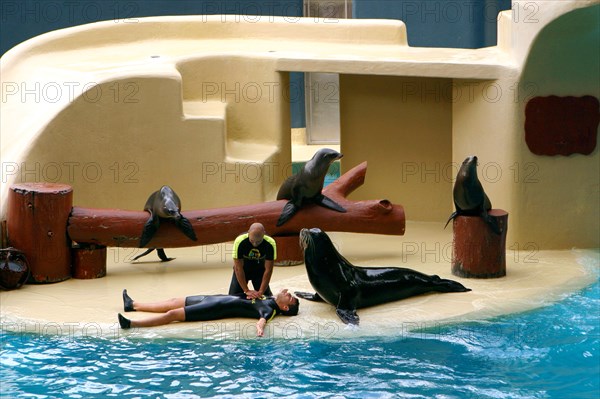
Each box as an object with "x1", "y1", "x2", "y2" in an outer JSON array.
[
  {"x1": 248, "y1": 223, "x2": 266, "y2": 246},
  {"x1": 248, "y1": 223, "x2": 265, "y2": 234}
]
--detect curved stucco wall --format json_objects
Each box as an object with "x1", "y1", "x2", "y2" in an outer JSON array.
[
  {"x1": 1, "y1": 4, "x2": 599, "y2": 249},
  {"x1": 451, "y1": 4, "x2": 599, "y2": 249},
  {"x1": 1, "y1": 57, "x2": 290, "y2": 212},
  {"x1": 1, "y1": 16, "x2": 410, "y2": 217},
  {"x1": 515, "y1": 5, "x2": 600, "y2": 248}
]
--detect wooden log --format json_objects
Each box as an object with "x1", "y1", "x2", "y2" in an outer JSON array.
[
  {"x1": 7, "y1": 183, "x2": 73, "y2": 283},
  {"x1": 71, "y1": 244, "x2": 107, "y2": 279},
  {"x1": 273, "y1": 235, "x2": 303, "y2": 266},
  {"x1": 451, "y1": 209, "x2": 508, "y2": 278},
  {"x1": 67, "y1": 162, "x2": 405, "y2": 248}
]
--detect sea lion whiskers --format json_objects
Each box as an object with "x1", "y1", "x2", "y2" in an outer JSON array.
[{"x1": 299, "y1": 228, "x2": 315, "y2": 257}]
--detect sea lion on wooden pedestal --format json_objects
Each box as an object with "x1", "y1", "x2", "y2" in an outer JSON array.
[
  {"x1": 134, "y1": 185, "x2": 197, "y2": 262},
  {"x1": 445, "y1": 156, "x2": 502, "y2": 234},
  {"x1": 276, "y1": 148, "x2": 346, "y2": 226},
  {"x1": 295, "y1": 228, "x2": 471, "y2": 325}
]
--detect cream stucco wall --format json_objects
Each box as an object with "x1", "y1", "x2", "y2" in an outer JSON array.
[
  {"x1": 1, "y1": 16, "x2": 414, "y2": 217},
  {"x1": 1, "y1": 60, "x2": 289, "y2": 212},
  {"x1": 1, "y1": 2, "x2": 599, "y2": 249},
  {"x1": 515, "y1": 5, "x2": 600, "y2": 248},
  {"x1": 340, "y1": 75, "x2": 452, "y2": 222}
]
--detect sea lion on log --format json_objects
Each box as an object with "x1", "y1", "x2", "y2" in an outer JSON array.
[{"x1": 276, "y1": 148, "x2": 345, "y2": 226}]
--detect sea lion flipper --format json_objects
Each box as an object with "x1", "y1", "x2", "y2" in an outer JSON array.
[
  {"x1": 132, "y1": 248, "x2": 155, "y2": 261},
  {"x1": 316, "y1": 195, "x2": 346, "y2": 213},
  {"x1": 433, "y1": 278, "x2": 472, "y2": 293},
  {"x1": 444, "y1": 211, "x2": 458, "y2": 229},
  {"x1": 481, "y1": 210, "x2": 502, "y2": 235},
  {"x1": 336, "y1": 308, "x2": 360, "y2": 325},
  {"x1": 139, "y1": 214, "x2": 158, "y2": 248},
  {"x1": 294, "y1": 291, "x2": 325, "y2": 302},
  {"x1": 156, "y1": 249, "x2": 174, "y2": 262},
  {"x1": 336, "y1": 291, "x2": 359, "y2": 325},
  {"x1": 175, "y1": 216, "x2": 198, "y2": 242},
  {"x1": 276, "y1": 201, "x2": 299, "y2": 226}
]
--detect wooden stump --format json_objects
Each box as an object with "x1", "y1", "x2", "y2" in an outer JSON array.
[
  {"x1": 274, "y1": 235, "x2": 303, "y2": 266},
  {"x1": 72, "y1": 244, "x2": 107, "y2": 279},
  {"x1": 451, "y1": 209, "x2": 508, "y2": 278},
  {"x1": 7, "y1": 183, "x2": 73, "y2": 283}
]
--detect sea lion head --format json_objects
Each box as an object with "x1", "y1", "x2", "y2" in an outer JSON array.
[
  {"x1": 300, "y1": 227, "x2": 330, "y2": 247},
  {"x1": 458, "y1": 155, "x2": 478, "y2": 181},
  {"x1": 454, "y1": 155, "x2": 489, "y2": 212},
  {"x1": 299, "y1": 227, "x2": 339, "y2": 261},
  {"x1": 305, "y1": 148, "x2": 343, "y2": 175},
  {"x1": 299, "y1": 228, "x2": 316, "y2": 251},
  {"x1": 158, "y1": 186, "x2": 181, "y2": 219},
  {"x1": 160, "y1": 200, "x2": 180, "y2": 219}
]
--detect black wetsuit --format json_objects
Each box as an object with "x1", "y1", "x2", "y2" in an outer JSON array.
[
  {"x1": 184, "y1": 294, "x2": 280, "y2": 322},
  {"x1": 228, "y1": 233, "x2": 276, "y2": 296}
]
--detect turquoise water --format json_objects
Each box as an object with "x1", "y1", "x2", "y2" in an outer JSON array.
[{"x1": 1, "y1": 278, "x2": 598, "y2": 398}]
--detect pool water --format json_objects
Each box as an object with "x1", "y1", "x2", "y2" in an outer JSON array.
[{"x1": 1, "y1": 277, "x2": 598, "y2": 399}]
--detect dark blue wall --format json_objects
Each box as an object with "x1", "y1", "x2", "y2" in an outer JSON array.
[
  {"x1": 353, "y1": 0, "x2": 512, "y2": 48},
  {"x1": 0, "y1": 0, "x2": 304, "y2": 55}
]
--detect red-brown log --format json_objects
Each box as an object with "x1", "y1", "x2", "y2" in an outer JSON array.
[
  {"x1": 71, "y1": 245, "x2": 107, "y2": 279},
  {"x1": 7, "y1": 183, "x2": 73, "y2": 283},
  {"x1": 67, "y1": 162, "x2": 405, "y2": 248},
  {"x1": 451, "y1": 209, "x2": 508, "y2": 279},
  {"x1": 273, "y1": 235, "x2": 304, "y2": 266}
]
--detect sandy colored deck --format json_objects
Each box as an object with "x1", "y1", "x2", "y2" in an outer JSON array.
[{"x1": 1, "y1": 221, "x2": 597, "y2": 340}]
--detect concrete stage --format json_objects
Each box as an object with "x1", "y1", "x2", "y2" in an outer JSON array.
[{"x1": 1, "y1": 221, "x2": 597, "y2": 340}]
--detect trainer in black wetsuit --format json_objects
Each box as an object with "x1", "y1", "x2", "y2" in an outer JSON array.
[
  {"x1": 184, "y1": 294, "x2": 279, "y2": 322},
  {"x1": 118, "y1": 289, "x2": 299, "y2": 337},
  {"x1": 229, "y1": 223, "x2": 276, "y2": 298}
]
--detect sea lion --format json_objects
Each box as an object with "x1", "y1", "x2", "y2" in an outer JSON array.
[
  {"x1": 296, "y1": 228, "x2": 471, "y2": 325},
  {"x1": 135, "y1": 185, "x2": 197, "y2": 261},
  {"x1": 444, "y1": 156, "x2": 502, "y2": 234},
  {"x1": 276, "y1": 148, "x2": 346, "y2": 226},
  {"x1": 132, "y1": 248, "x2": 174, "y2": 262}
]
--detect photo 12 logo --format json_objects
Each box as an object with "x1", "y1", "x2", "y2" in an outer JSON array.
[
  {"x1": 201, "y1": 161, "x2": 296, "y2": 184},
  {"x1": 2, "y1": 81, "x2": 140, "y2": 104},
  {"x1": 400, "y1": 161, "x2": 540, "y2": 185},
  {"x1": 0, "y1": 1, "x2": 139, "y2": 24},
  {"x1": 1, "y1": 161, "x2": 140, "y2": 184},
  {"x1": 1, "y1": 321, "x2": 124, "y2": 340}
]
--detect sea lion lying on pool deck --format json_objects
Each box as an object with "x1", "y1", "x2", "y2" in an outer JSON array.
[{"x1": 295, "y1": 228, "x2": 471, "y2": 325}]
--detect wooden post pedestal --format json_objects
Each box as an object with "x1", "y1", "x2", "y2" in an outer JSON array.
[
  {"x1": 274, "y1": 235, "x2": 304, "y2": 266},
  {"x1": 7, "y1": 183, "x2": 73, "y2": 283},
  {"x1": 72, "y1": 244, "x2": 107, "y2": 279},
  {"x1": 451, "y1": 209, "x2": 508, "y2": 278}
]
